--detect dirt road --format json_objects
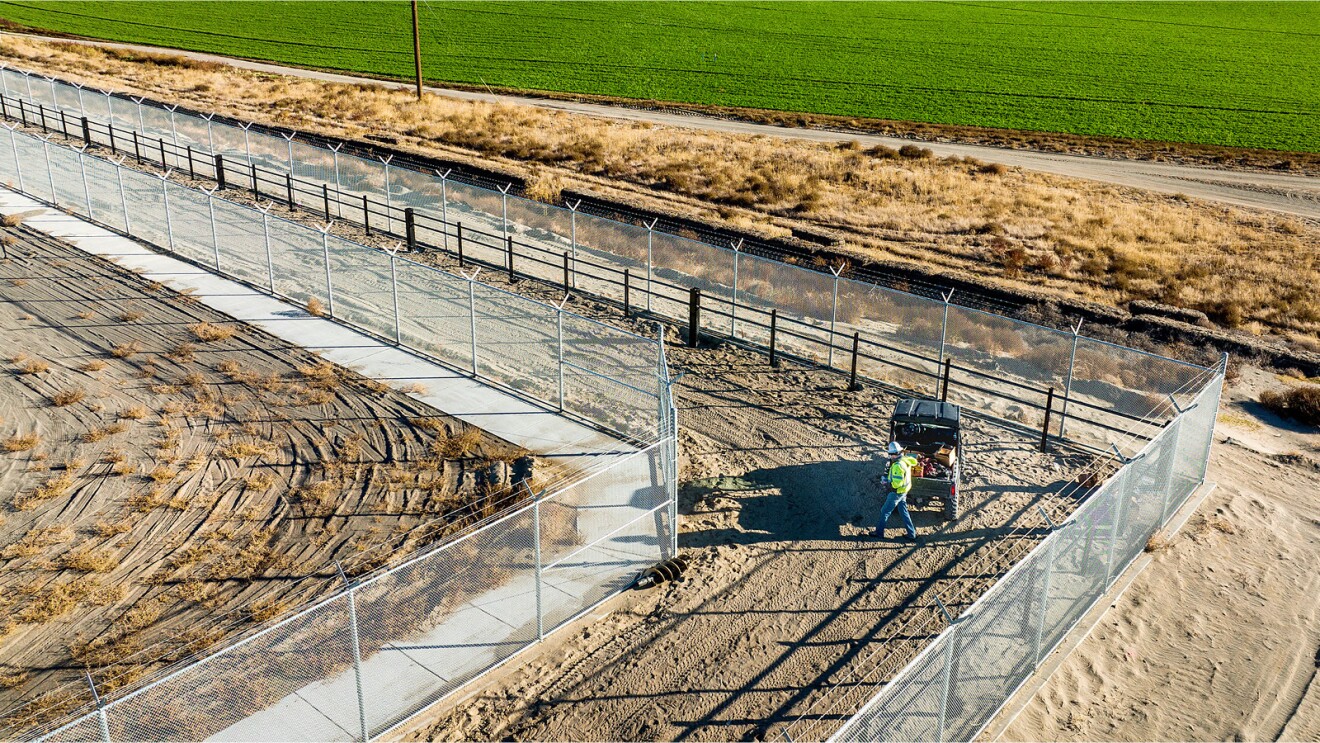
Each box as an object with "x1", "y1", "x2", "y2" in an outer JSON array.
[{"x1": 4, "y1": 32, "x2": 1317, "y2": 221}]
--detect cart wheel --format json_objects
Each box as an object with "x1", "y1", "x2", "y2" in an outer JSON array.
[{"x1": 943, "y1": 490, "x2": 960, "y2": 521}]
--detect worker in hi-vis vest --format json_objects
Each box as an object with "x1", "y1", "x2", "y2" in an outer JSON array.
[{"x1": 876, "y1": 441, "x2": 923, "y2": 544}]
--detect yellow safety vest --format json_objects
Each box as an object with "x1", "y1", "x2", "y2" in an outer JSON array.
[{"x1": 889, "y1": 454, "x2": 919, "y2": 496}]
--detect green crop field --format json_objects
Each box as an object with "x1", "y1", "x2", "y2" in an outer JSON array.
[{"x1": 0, "y1": 1, "x2": 1316, "y2": 152}]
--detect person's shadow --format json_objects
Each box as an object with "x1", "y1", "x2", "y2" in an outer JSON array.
[{"x1": 681, "y1": 456, "x2": 946, "y2": 548}]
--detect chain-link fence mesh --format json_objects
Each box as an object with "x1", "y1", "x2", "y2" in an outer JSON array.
[
  {"x1": 0, "y1": 122, "x2": 680, "y2": 741},
  {"x1": 0, "y1": 69, "x2": 1227, "y2": 742},
  {"x1": 3, "y1": 124, "x2": 670, "y2": 449},
  {"x1": 0, "y1": 66, "x2": 1217, "y2": 457},
  {"x1": 34, "y1": 440, "x2": 674, "y2": 743},
  {"x1": 819, "y1": 370, "x2": 1222, "y2": 742}
]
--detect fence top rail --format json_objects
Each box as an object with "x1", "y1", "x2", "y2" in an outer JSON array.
[{"x1": 0, "y1": 66, "x2": 1213, "y2": 382}]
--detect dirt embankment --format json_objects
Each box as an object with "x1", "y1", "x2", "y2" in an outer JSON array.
[
  {"x1": 0, "y1": 36, "x2": 1317, "y2": 366},
  {"x1": 0, "y1": 226, "x2": 526, "y2": 733}
]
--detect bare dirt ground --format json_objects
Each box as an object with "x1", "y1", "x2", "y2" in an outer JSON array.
[
  {"x1": 0, "y1": 226, "x2": 528, "y2": 733},
  {"x1": 390, "y1": 315, "x2": 1090, "y2": 741},
  {"x1": 1002, "y1": 368, "x2": 1320, "y2": 742}
]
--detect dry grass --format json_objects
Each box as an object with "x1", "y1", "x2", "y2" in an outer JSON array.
[
  {"x1": 74, "y1": 310, "x2": 96, "y2": 320},
  {"x1": 16, "y1": 471, "x2": 76, "y2": 509},
  {"x1": 118, "y1": 405, "x2": 148, "y2": 420},
  {"x1": 80, "y1": 422, "x2": 127, "y2": 443},
  {"x1": 1, "y1": 213, "x2": 25, "y2": 227},
  {"x1": 166, "y1": 342, "x2": 196, "y2": 362},
  {"x1": 188, "y1": 322, "x2": 238, "y2": 342},
  {"x1": 145, "y1": 465, "x2": 177, "y2": 484},
  {"x1": 2, "y1": 432, "x2": 41, "y2": 452},
  {"x1": 109, "y1": 341, "x2": 142, "y2": 359},
  {"x1": 400, "y1": 382, "x2": 429, "y2": 395},
  {"x1": 8, "y1": 36, "x2": 1317, "y2": 338},
  {"x1": 305, "y1": 296, "x2": 326, "y2": 317},
  {"x1": 78, "y1": 359, "x2": 108, "y2": 373},
  {"x1": 1260, "y1": 384, "x2": 1320, "y2": 426},
  {"x1": 114, "y1": 310, "x2": 145, "y2": 323},
  {"x1": 59, "y1": 546, "x2": 118, "y2": 573},
  {"x1": 47, "y1": 388, "x2": 86, "y2": 407},
  {"x1": 217, "y1": 440, "x2": 275, "y2": 460},
  {"x1": 432, "y1": 427, "x2": 484, "y2": 458},
  {"x1": 92, "y1": 519, "x2": 132, "y2": 537},
  {"x1": 14, "y1": 356, "x2": 50, "y2": 375}
]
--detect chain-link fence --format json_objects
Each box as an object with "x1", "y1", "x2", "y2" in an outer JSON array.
[
  {"x1": 0, "y1": 120, "x2": 681, "y2": 741},
  {"x1": 0, "y1": 65, "x2": 1212, "y2": 456},
  {"x1": 38, "y1": 438, "x2": 677, "y2": 743},
  {"x1": 0, "y1": 123, "x2": 666, "y2": 447},
  {"x1": 0, "y1": 66, "x2": 1225, "y2": 742},
  {"x1": 785, "y1": 366, "x2": 1223, "y2": 742}
]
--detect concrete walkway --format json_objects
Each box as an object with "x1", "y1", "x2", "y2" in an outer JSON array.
[{"x1": 0, "y1": 188, "x2": 630, "y2": 465}]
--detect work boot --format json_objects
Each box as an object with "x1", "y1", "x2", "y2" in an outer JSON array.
[{"x1": 902, "y1": 533, "x2": 924, "y2": 545}]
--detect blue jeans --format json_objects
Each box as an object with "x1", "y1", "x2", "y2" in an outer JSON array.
[{"x1": 878, "y1": 488, "x2": 916, "y2": 538}]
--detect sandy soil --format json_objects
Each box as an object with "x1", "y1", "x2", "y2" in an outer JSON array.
[
  {"x1": 0, "y1": 226, "x2": 528, "y2": 734},
  {"x1": 388, "y1": 310, "x2": 1091, "y2": 741},
  {"x1": 1002, "y1": 367, "x2": 1320, "y2": 742}
]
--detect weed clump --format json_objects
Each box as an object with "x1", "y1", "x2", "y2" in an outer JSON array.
[
  {"x1": 189, "y1": 322, "x2": 238, "y2": 342},
  {"x1": 48, "y1": 388, "x2": 86, "y2": 407},
  {"x1": 2, "y1": 432, "x2": 41, "y2": 452},
  {"x1": 1260, "y1": 385, "x2": 1320, "y2": 427}
]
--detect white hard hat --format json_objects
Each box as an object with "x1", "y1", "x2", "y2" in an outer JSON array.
[{"x1": 887, "y1": 441, "x2": 903, "y2": 455}]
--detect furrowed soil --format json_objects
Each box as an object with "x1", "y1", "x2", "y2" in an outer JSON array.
[{"x1": 0, "y1": 226, "x2": 527, "y2": 733}]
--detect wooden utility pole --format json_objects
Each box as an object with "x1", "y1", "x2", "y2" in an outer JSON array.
[{"x1": 411, "y1": 0, "x2": 424, "y2": 100}]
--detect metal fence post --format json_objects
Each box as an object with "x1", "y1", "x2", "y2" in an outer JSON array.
[
  {"x1": 241, "y1": 122, "x2": 252, "y2": 166},
  {"x1": 390, "y1": 247, "x2": 402, "y2": 344},
  {"x1": 206, "y1": 189, "x2": 221, "y2": 272},
  {"x1": 499, "y1": 183, "x2": 511, "y2": 244},
  {"x1": 645, "y1": 218, "x2": 657, "y2": 313},
  {"x1": 828, "y1": 265, "x2": 843, "y2": 367},
  {"x1": 73, "y1": 82, "x2": 86, "y2": 118},
  {"x1": 568, "y1": 200, "x2": 580, "y2": 289},
  {"x1": 84, "y1": 671, "x2": 110, "y2": 743},
  {"x1": 166, "y1": 104, "x2": 179, "y2": 145},
  {"x1": 1159, "y1": 412, "x2": 1184, "y2": 526},
  {"x1": 104, "y1": 91, "x2": 116, "y2": 132},
  {"x1": 131, "y1": 96, "x2": 145, "y2": 139},
  {"x1": 336, "y1": 563, "x2": 371, "y2": 743},
  {"x1": 934, "y1": 595, "x2": 959, "y2": 743},
  {"x1": 321, "y1": 224, "x2": 335, "y2": 318},
  {"x1": 1058, "y1": 319, "x2": 1083, "y2": 439},
  {"x1": 936, "y1": 289, "x2": 953, "y2": 397},
  {"x1": 1104, "y1": 469, "x2": 1131, "y2": 588},
  {"x1": 203, "y1": 112, "x2": 215, "y2": 154},
  {"x1": 330, "y1": 143, "x2": 344, "y2": 218},
  {"x1": 40, "y1": 136, "x2": 55, "y2": 203},
  {"x1": 1033, "y1": 527, "x2": 1058, "y2": 666},
  {"x1": 260, "y1": 207, "x2": 275, "y2": 293},
  {"x1": 380, "y1": 155, "x2": 394, "y2": 233},
  {"x1": 283, "y1": 131, "x2": 295, "y2": 174},
  {"x1": 438, "y1": 167, "x2": 451, "y2": 250},
  {"x1": 77, "y1": 148, "x2": 93, "y2": 218},
  {"x1": 533, "y1": 490, "x2": 545, "y2": 641},
  {"x1": 160, "y1": 175, "x2": 175, "y2": 252},
  {"x1": 113, "y1": 159, "x2": 130, "y2": 234},
  {"x1": 466, "y1": 269, "x2": 480, "y2": 376},
  {"x1": 730, "y1": 239, "x2": 743, "y2": 336},
  {"x1": 4, "y1": 125, "x2": 23, "y2": 194},
  {"x1": 688, "y1": 287, "x2": 702, "y2": 347},
  {"x1": 556, "y1": 302, "x2": 566, "y2": 411}
]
